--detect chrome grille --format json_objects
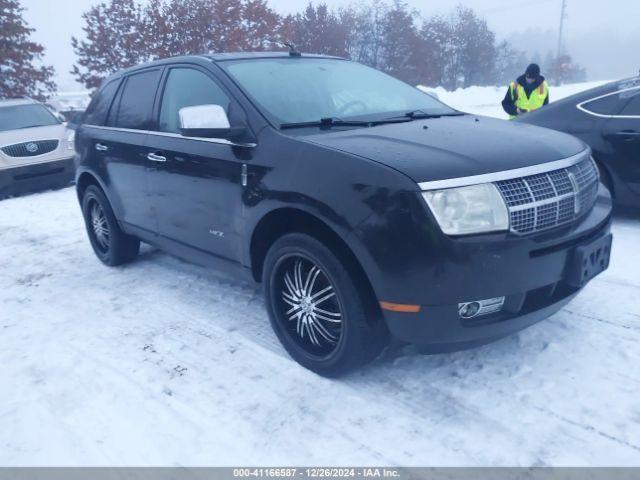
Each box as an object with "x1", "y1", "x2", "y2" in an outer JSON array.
[
  {"x1": 496, "y1": 157, "x2": 599, "y2": 235},
  {"x1": 1, "y1": 139, "x2": 59, "y2": 157}
]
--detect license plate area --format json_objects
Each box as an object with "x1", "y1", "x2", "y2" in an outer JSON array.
[{"x1": 567, "y1": 233, "x2": 612, "y2": 287}]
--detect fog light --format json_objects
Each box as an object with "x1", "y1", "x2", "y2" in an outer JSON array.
[{"x1": 458, "y1": 297, "x2": 505, "y2": 319}]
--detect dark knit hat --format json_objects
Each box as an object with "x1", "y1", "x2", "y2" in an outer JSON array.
[{"x1": 525, "y1": 63, "x2": 541, "y2": 78}]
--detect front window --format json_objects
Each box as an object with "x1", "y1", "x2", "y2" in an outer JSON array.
[
  {"x1": 0, "y1": 104, "x2": 60, "y2": 132},
  {"x1": 221, "y1": 58, "x2": 457, "y2": 125}
]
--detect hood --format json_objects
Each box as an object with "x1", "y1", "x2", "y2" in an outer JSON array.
[{"x1": 299, "y1": 114, "x2": 586, "y2": 184}]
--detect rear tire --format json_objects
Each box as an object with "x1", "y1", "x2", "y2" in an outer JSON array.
[
  {"x1": 81, "y1": 185, "x2": 140, "y2": 266},
  {"x1": 263, "y1": 233, "x2": 387, "y2": 376}
]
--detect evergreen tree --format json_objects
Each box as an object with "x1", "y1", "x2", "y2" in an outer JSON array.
[
  {"x1": 378, "y1": 1, "x2": 421, "y2": 84},
  {"x1": 418, "y1": 15, "x2": 451, "y2": 87},
  {"x1": 0, "y1": 0, "x2": 55, "y2": 100},
  {"x1": 453, "y1": 6, "x2": 496, "y2": 87}
]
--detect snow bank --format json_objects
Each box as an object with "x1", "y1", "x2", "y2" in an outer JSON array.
[{"x1": 418, "y1": 81, "x2": 610, "y2": 119}]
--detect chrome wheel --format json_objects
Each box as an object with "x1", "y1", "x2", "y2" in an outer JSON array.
[
  {"x1": 90, "y1": 201, "x2": 110, "y2": 252},
  {"x1": 275, "y1": 255, "x2": 343, "y2": 357}
]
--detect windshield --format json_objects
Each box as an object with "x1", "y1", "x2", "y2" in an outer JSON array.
[
  {"x1": 221, "y1": 58, "x2": 457, "y2": 125},
  {"x1": 0, "y1": 104, "x2": 60, "y2": 132}
]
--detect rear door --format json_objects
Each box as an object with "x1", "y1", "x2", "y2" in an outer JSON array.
[
  {"x1": 145, "y1": 65, "x2": 247, "y2": 262},
  {"x1": 601, "y1": 88, "x2": 640, "y2": 197},
  {"x1": 102, "y1": 68, "x2": 163, "y2": 232}
]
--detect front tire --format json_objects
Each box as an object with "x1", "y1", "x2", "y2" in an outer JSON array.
[
  {"x1": 263, "y1": 233, "x2": 387, "y2": 376},
  {"x1": 81, "y1": 185, "x2": 140, "y2": 266}
]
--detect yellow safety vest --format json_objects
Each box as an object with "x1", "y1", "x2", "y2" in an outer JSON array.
[{"x1": 509, "y1": 80, "x2": 549, "y2": 119}]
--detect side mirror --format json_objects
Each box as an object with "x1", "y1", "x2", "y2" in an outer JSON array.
[{"x1": 179, "y1": 104, "x2": 244, "y2": 140}]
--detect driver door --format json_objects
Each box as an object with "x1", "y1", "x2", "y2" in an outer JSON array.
[{"x1": 146, "y1": 65, "x2": 246, "y2": 263}]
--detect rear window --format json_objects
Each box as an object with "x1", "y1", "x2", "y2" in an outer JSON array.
[
  {"x1": 83, "y1": 80, "x2": 120, "y2": 126},
  {"x1": 114, "y1": 69, "x2": 162, "y2": 130},
  {"x1": 0, "y1": 104, "x2": 60, "y2": 132},
  {"x1": 582, "y1": 92, "x2": 629, "y2": 116},
  {"x1": 619, "y1": 90, "x2": 640, "y2": 116}
]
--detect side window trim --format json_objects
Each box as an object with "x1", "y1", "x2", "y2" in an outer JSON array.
[
  {"x1": 83, "y1": 78, "x2": 122, "y2": 127},
  {"x1": 112, "y1": 67, "x2": 164, "y2": 131},
  {"x1": 106, "y1": 77, "x2": 126, "y2": 127},
  {"x1": 577, "y1": 86, "x2": 640, "y2": 119},
  {"x1": 153, "y1": 63, "x2": 237, "y2": 134}
]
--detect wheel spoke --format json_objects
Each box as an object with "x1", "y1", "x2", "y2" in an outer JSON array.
[
  {"x1": 282, "y1": 296, "x2": 298, "y2": 309},
  {"x1": 284, "y1": 272, "x2": 298, "y2": 297},
  {"x1": 303, "y1": 266, "x2": 320, "y2": 297},
  {"x1": 306, "y1": 315, "x2": 321, "y2": 346},
  {"x1": 294, "y1": 260, "x2": 304, "y2": 294},
  {"x1": 313, "y1": 291, "x2": 335, "y2": 307},
  {"x1": 310, "y1": 285, "x2": 332, "y2": 301},
  {"x1": 309, "y1": 317, "x2": 337, "y2": 343},
  {"x1": 313, "y1": 306, "x2": 341, "y2": 318},
  {"x1": 314, "y1": 312, "x2": 342, "y2": 323},
  {"x1": 282, "y1": 290, "x2": 298, "y2": 303}
]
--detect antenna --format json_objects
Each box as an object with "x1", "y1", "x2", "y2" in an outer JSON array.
[
  {"x1": 283, "y1": 42, "x2": 302, "y2": 57},
  {"x1": 267, "y1": 39, "x2": 302, "y2": 57},
  {"x1": 557, "y1": 0, "x2": 568, "y2": 57}
]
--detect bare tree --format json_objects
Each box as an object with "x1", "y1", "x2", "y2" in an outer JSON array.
[
  {"x1": 547, "y1": 54, "x2": 587, "y2": 85},
  {"x1": 494, "y1": 40, "x2": 527, "y2": 86},
  {"x1": 284, "y1": 3, "x2": 349, "y2": 57}
]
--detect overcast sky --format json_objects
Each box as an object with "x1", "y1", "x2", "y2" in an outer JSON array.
[{"x1": 21, "y1": 0, "x2": 640, "y2": 90}]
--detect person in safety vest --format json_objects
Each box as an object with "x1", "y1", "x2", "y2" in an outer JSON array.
[{"x1": 501, "y1": 63, "x2": 549, "y2": 119}]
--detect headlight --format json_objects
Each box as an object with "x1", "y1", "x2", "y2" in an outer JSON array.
[
  {"x1": 422, "y1": 183, "x2": 509, "y2": 235},
  {"x1": 66, "y1": 130, "x2": 76, "y2": 150}
]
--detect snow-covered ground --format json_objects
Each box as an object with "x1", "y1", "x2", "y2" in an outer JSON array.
[{"x1": 1, "y1": 83, "x2": 639, "y2": 467}]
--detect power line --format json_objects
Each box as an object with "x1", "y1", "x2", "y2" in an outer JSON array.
[
  {"x1": 482, "y1": 0, "x2": 556, "y2": 14},
  {"x1": 557, "y1": 0, "x2": 568, "y2": 56}
]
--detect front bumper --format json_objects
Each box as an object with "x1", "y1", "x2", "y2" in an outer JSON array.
[
  {"x1": 0, "y1": 157, "x2": 75, "y2": 199},
  {"x1": 354, "y1": 185, "x2": 613, "y2": 347}
]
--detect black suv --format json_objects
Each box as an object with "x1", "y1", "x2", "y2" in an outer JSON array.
[{"x1": 75, "y1": 53, "x2": 613, "y2": 376}]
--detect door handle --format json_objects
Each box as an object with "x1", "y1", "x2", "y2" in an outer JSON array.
[
  {"x1": 95, "y1": 143, "x2": 108, "y2": 152},
  {"x1": 147, "y1": 152, "x2": 167, "y2": 163},
  {"x1": 615, "y1": 130, "x2": 640, "y2": 137}
]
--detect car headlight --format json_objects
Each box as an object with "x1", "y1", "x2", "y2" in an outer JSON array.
[
  {"x1": 66, "y1": 130, "x2": 76, "y2": 150},
  {"x1": 422, "y1": 183, "x2": 509, "y2": 235}
]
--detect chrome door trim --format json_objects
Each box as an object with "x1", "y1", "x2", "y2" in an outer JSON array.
[
  {"x1": 418, "y1": 149, "x2": 591, "y2": 191},
  {"x1": 576, "y1": 86, "x2": 640, "y2": 119},
  {"x1": 84, "y1": 124, "x2": 257, "y2": 148}
]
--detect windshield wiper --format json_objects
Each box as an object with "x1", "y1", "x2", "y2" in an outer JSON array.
[
  {"x1": 17, "y1": 124, "x2": 46, "y2": 129},
  {"x1": 281, "y1": 118, "x2": 370, "y2": 129},
  {"x1": 280, "y1": 116, "x2": 412, "y2": 130},
  {"x1": 385, "y1": 110, "x2": 466, "y2": 121}
]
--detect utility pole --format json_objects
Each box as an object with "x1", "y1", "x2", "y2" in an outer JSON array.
[{"x1": 557, "y1": 0, "x2": 568, "y2": 57}]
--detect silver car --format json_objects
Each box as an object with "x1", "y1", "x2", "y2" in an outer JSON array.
[{"x1": 0, "y1": 98, "x2": 76, "y2": 199}]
